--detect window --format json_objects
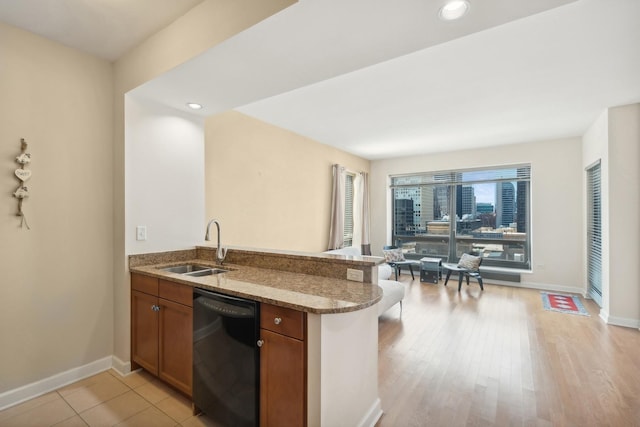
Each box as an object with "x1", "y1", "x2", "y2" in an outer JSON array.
[
  {"x1": 343, "y1": 173, "x2": 355, "y2": 246},
  {"x1": 390, "y1": 165, "x2": 531, "y2": 269}
]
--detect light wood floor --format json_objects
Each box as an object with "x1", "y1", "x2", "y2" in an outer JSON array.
[{"x1": 376, "y1": 276, "x2": 640, "y2": 427}]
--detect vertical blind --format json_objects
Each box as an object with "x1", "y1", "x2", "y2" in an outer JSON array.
[
  {"x1": 587, "y1": 161, "x2": 602, "y2": 305},
  {"x1": 344, "y1": 174, "x2": 354, "y2": 246},
  {"x1": 390, "y1": 164, "x2": 531, "y2": 187}
]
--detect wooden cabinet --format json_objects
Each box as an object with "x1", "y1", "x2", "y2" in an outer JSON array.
[
  {"x1": 131, "y1": 273, "x2": 193, "y2": 396},
  {"x1": 131, "y1": 273, "x2": 308, "y2": 420},
  {"x1": 131, "y1": 289, "x2": 159, "y2": 374},
  {"x1": 260, "y1": 303, "x2": 307, "y2": 427}
]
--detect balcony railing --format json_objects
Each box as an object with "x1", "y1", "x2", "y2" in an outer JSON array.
[{"x1": 393, "y1": 233, "x2": 530, "y2": 270}]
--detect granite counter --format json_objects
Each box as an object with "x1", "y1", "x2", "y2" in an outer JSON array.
[{"x1": 129, "y1": 246, "x2": 384, "y2": 314}]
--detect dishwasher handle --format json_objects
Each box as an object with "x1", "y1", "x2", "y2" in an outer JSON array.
[{"x1": 194, "y1": 288, "x2": 256, "y2": 318}]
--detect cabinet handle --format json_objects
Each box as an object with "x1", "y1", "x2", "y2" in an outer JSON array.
[
  {"x1": 274, "y1": 317, "x2": 282, "y2": 325},
  {"x1": 257, "y1": 340, "x2": 264, "y2": 348},
  {"x1": 151, "y1": 305, "x2": 160, "y2": 312}
]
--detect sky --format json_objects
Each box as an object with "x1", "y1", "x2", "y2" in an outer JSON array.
[
  {"x1": 462, "y1": 169, "x2": 519, "y2": 204},
  {"x1": 473, "y1": 183, "x2": 496, "y2": 204}
]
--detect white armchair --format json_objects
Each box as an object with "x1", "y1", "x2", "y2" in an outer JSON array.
[{"x1": 324, "y1": 247, "x2": 404, "y2": 316}]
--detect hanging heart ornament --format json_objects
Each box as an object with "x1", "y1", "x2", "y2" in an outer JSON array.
[{"x1": 15, "y1": 169, "x2": 32, "y2": 182}]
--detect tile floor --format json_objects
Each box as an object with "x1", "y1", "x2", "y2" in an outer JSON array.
[{"x1": 0, "y1": 370, "x2": 219, "y2": 427}]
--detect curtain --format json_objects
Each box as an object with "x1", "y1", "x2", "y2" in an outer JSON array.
[
  {"x1": 353, "y1": 172, "x2": 371, "y2": 254},
  {"x1": 328, "y1": 164, "x2": 345, "y2": 250}
]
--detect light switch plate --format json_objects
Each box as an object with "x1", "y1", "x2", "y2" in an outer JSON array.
[
  {"x1": 347, "y1": 268, "x2": 364, "y2": 282},
  {"x1": 136, "y1": 226, "x2": 147, "y2": 241}
]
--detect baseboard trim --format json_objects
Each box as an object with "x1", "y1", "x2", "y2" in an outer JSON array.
[
  {"x1": 487, "y1": 279, "x2": 585, "y2": 295},
  {"x1": 357, "y1": 397, "x2": 383, "y2": 427},
  {"x1": 604, "y1": 313, "x2": 640, "y2": 329},
  {"x1": 0, "y1": 356, "x2": 112, "y2": 411},
  {"x1": 111, "y1": 355, "x2": 132, "y2": 377}
]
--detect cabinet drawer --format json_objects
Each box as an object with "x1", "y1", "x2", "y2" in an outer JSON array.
[
  {"x1": 131, "y1": 273, "x2": 159, "y2": 295},
  {"x1": 261, "y1": 303, "x2": 305, "y2": 340},
  {"x1": 159, "y1": 280, "x2": 193, "y2": 307}
]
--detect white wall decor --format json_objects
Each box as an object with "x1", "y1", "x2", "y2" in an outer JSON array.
[{"x1": 13, "y1": 138, "x2": 32, "y2": 229}]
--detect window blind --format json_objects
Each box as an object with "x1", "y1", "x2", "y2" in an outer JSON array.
[
  {"x1": 391, "y1": 165, "x2": 531, "y2": 187},
  {"x1": 344, "y1": 174, "x2": 354, "y2": 246},
  {"x1": 587, "y1": 161, "x2": 602, "y2": 304}
]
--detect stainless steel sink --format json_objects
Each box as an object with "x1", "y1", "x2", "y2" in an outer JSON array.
[
  {"x1": 184, "y1": 268, "x2": 228, "y2": 277},
  {"x1": 158, "y1": 264, "x2": 228, "y2": 276},
  {"x1": 159, "y1": 264, "x2": 210, "y2": 274}
]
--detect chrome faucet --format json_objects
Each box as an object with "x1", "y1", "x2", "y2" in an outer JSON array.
[{"x1": 205, "y1": 219, "x2": 227, "y2": 265}]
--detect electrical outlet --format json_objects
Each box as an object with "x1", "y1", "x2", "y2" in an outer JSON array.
[
  {"x1": 136, "y1": 226, "x2": 147, "y2": 241},
  {"x1": 347, "y1": 268, "x2": 364, "y2": 282}
]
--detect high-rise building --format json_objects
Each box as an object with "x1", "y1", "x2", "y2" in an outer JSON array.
[
  {"x1": 476, "y1": 202, "x2": 494, "y2": 214},
  {"x1": 496, "y1": 182, "x2": 516, "y2": 227},
  {"x1": 456, "y1": 185, "x2": 476, "y2": 218},
  {"x1": 517, "y1": 181, "x2": 528, "y2": 233},
  {"x1": 434, "y1": 186, "x2": 449, "y2": 219},
  {"x1": 460, "y1": 186, "x2": 476, "y2": 217},
  {"x1": 477, "y1": 203, "x2": 495, "y2": 228},
  {"x1": 394, "y1": 186, "x2": 435, "y2": 231},
  {"x1": 394, "y1": 187, "x2": 418, "y2": 227},
  {"x1": 419, "y1": 186, "x2": 434, "y2": 226},
  {"x1": 394, "y1": 199, "x2": 414, "y2": 235}
]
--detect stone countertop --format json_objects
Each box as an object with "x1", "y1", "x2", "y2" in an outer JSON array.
[{"x1": 130, "y1": 259, "x2": 383, "y2": 314}]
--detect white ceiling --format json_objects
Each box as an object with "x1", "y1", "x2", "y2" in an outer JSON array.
[
  {"x1": 2, "y1": 0, "x2": 639, "y2": 160},
  {"x1": 131, "y1": 0, "x2": 640, "y2": 159},
  {"x1": 238, "y1": 0, "x2": 640, "y2": 158},
  {"x1": 0, "y1": 0, "x2": 203, "y2": 60}
]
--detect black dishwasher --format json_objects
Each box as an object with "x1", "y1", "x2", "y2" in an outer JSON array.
[{"x1": 193, "y1": 288, "x2": 259, "y2": 427}]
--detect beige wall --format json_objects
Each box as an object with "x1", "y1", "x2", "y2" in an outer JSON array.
[
  {"x1": 205, "y1": 111, "x2": 370, "y2": 252},
  {"x1": 0, "y1": 0, "x2": 295, "y2": 399},
  {"x1": 370, "y1": 137, "x2": 584, "y2": 291},
  {"x1": 112, "y1": 0, "x2": 296, "y2": 364},
  {"x1": 582, "y1": 110, "x2": 610, "y2": 315},
  {"x1": 607, "y1": 103, "x2": 640, "y2": 325},
  {"x1": 0, "y1": 23, "x2": 114, "y2": 393},
  {"x1": 582, "y1": 103, "x2": 640, "y2": 327}
]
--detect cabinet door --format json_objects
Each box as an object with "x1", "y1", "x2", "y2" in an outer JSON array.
[
  {"x1": 131, "y1": 290, "x2": 159, "y2": 375},
  {"x1": 158, "y1": 298, "x2": 193, "y2": 396},
  {"x1": 260, "y1": 329, "x2": 306, "y2": 427}
]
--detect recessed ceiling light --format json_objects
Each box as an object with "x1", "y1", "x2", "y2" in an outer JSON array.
[
  {"x1": 186, "y1": 102, "x2": 203, "y2": 110},
  {"x1": 439, "y1": 0, "x2": 470, "y2": 21}
]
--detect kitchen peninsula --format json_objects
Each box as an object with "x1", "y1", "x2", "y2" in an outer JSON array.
[{"x1": 129, "y1": 246, "x2": 385, "y2": 427}]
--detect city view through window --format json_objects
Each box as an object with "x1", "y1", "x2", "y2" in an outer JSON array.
[{"x1": 391, "y1": 166, "x2": 531, "y2": 269}]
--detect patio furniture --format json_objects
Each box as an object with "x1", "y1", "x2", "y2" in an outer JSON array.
[
  {"x1": 420, "y1": 257, "x2": 443, "y2": 283},
  {"x1": 383, "y1": 245, "x2": 421, "y2": 281},
  {"x1": 442, "y1": 253, "x2": 484, "y2": 292}
]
